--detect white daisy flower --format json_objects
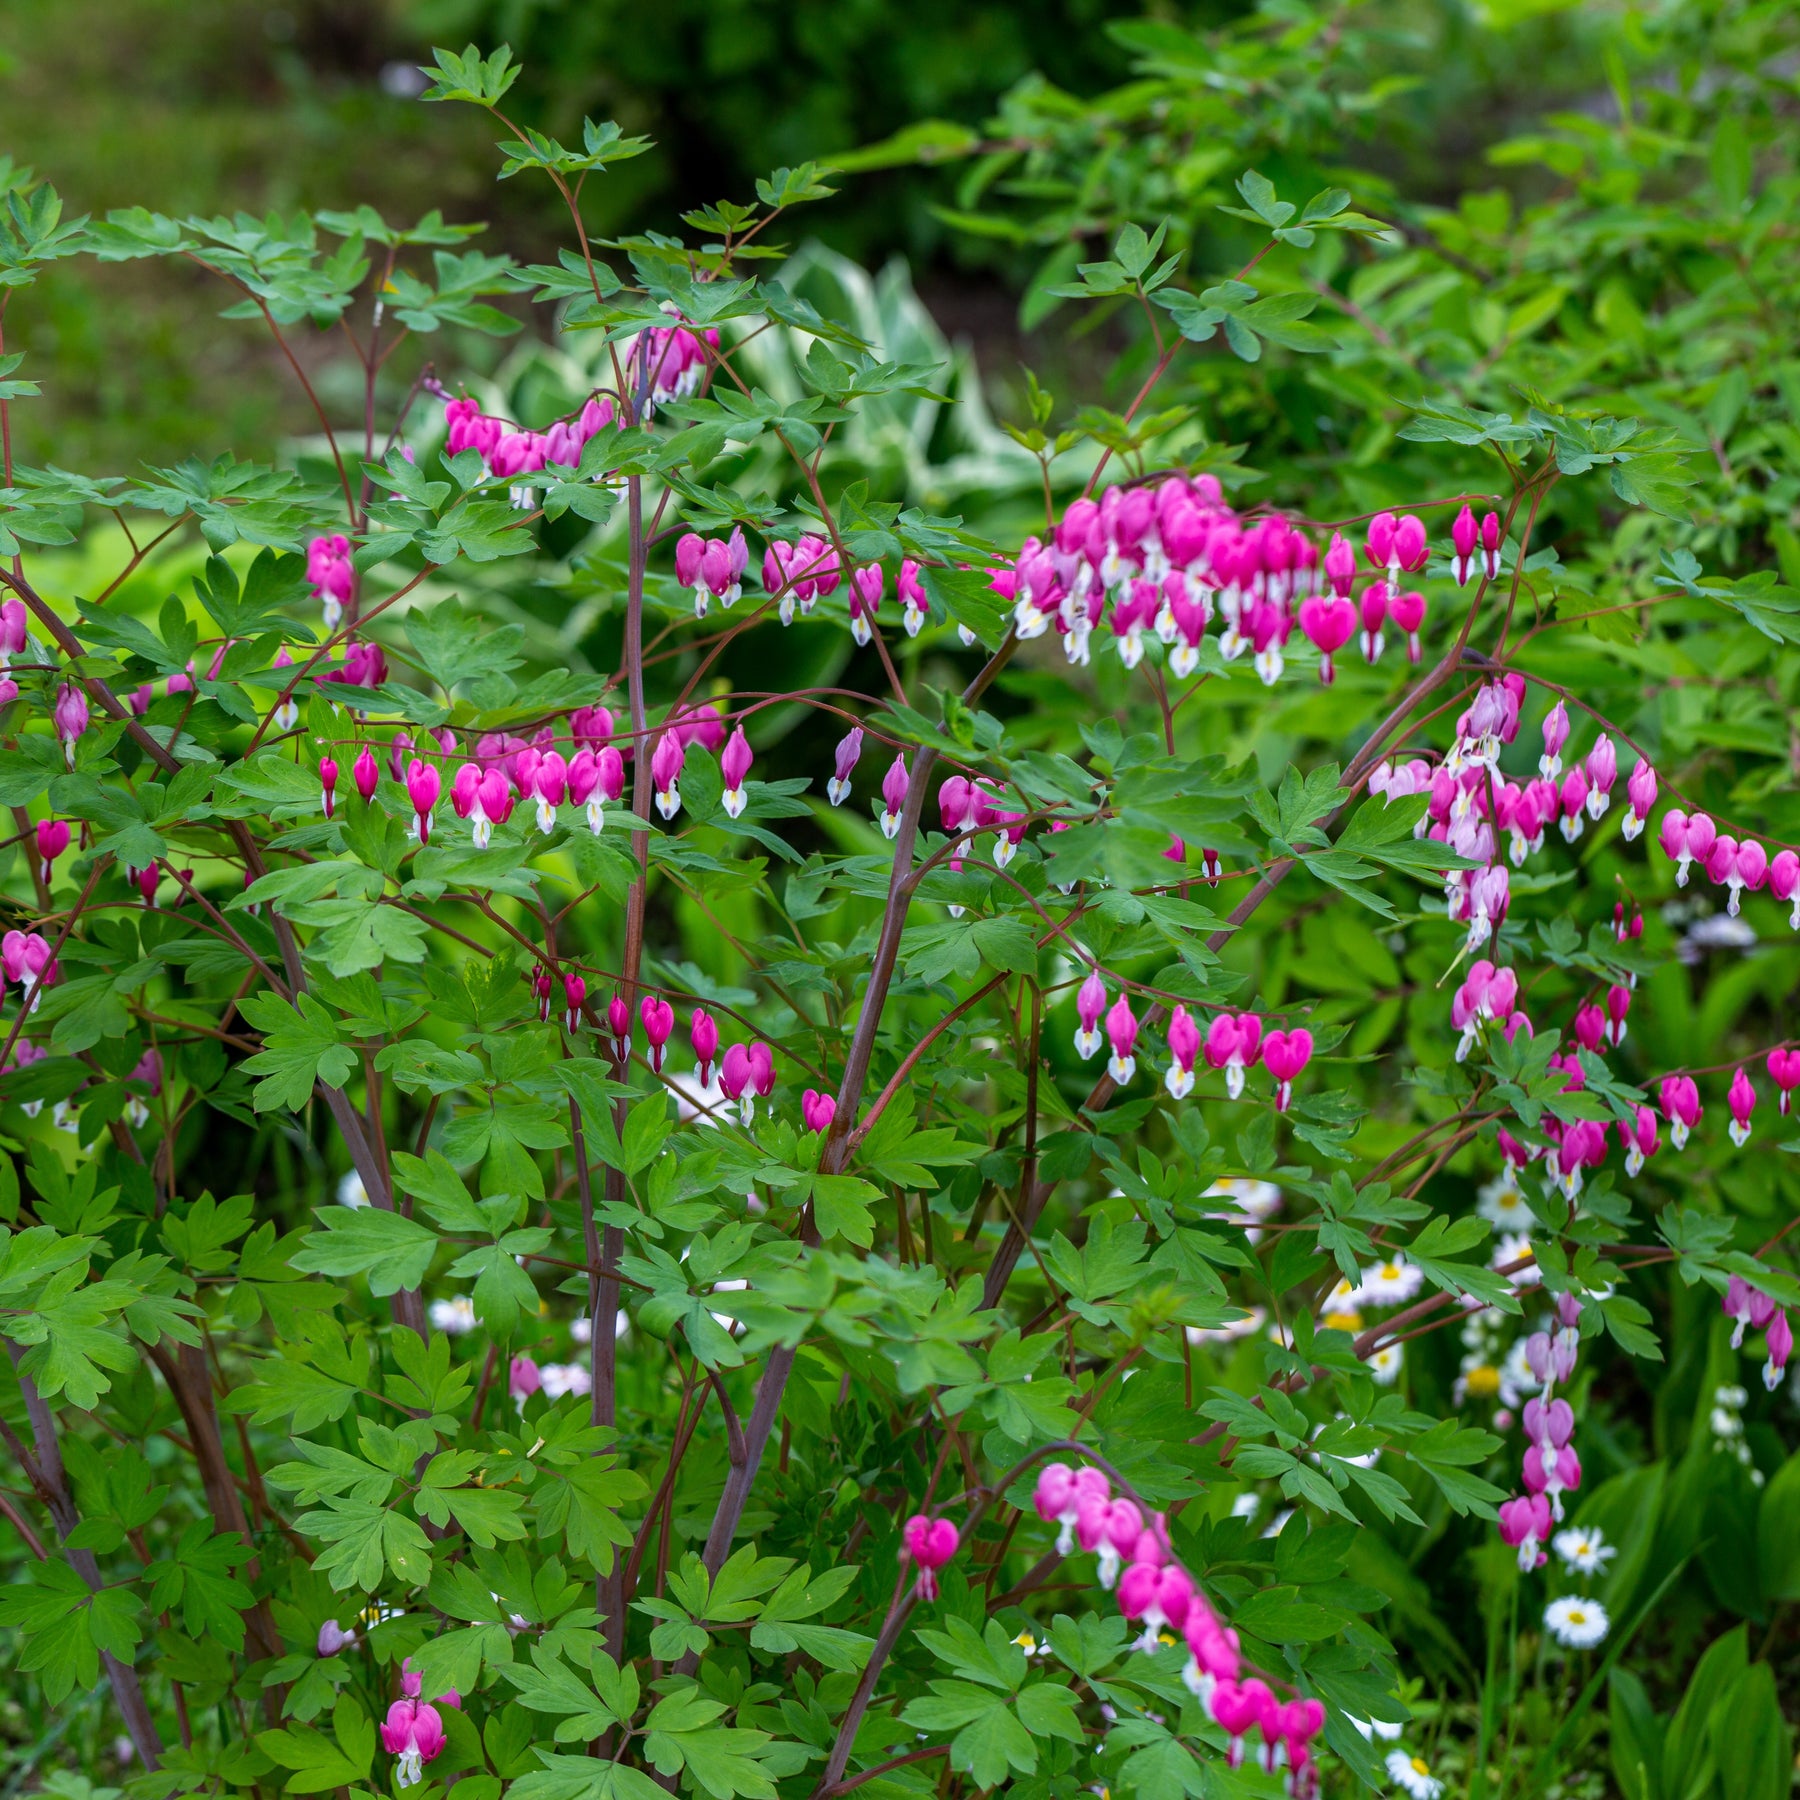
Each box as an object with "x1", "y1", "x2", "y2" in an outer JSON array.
[
  {"x1": 1543, "y1": 1595, "x2": 1609, "y2": 1648},
  {"x1": 1551, "y1": 1526, "x2": 1616, "y2": 1574},
  {"x1": 1493, "y1": 1232, "x2": 1540, "y2": 1286},
  {"x1": 1386, "y1": 1749, "x2": 1442, "y2": 1799},
  {"x1": 1323, "y1": 1275, "x2": 1366, "y2": 1313},
  {"x1": 1360, "y1": 1258, "x2": 1425, "y2": 1305},
  {"x1": 1477, "y1": 1177, "x2": 1533, "y2": 1231},
  {"x1": 1229, "y1": 1492, "x2": 1261, "y2": 1521},
  {"x1": 428, "y1": 1295, "x2": 477, "y2": 1335},
  {"x1": 336, "y1": 1169, "x2": 370, "y2": 1209},
  {"x1": 1368, "y1": 1342, "x2": 1405, "y2": 1385}
]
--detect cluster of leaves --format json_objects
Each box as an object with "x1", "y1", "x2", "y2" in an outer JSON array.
[{"x1": 0, "y1": 9, "x2": 1799, "y2": 1800}]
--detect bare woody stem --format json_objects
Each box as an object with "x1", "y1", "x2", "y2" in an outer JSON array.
[
  {"x1": 691, "y1": 636, "x2": 1020, "y2": 1582},
  {"x1": 4, "y1": 1343, "x2": 164, "y2": 1768}
]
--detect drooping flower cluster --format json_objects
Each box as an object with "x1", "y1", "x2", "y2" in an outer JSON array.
[
  {"x1": 988, "y1": 481, "x2": 1448, "y2": 687},
  {"x1": 1032, "y1": 1462, "x2": 1324, "y2": 1797},
  {"x1": 441, "y1": 393, "x2": 617, "y2": 505},
  {"x1": 381, "y1": 1661, "x2": 462, "y2": 1788},
  {"x1": 1069, "y1": 975, "x2": 1314, "y2": 1113},
  {"x1": 1497, "y1": 1293, "x2": 1586, "y2": 1571},
  {"x1": 1722, "y1": 1276, "x2": 1794, "y2": 1392}
]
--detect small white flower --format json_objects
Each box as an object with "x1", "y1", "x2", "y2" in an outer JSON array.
[
  {"x1": 1386, "y1": 1749, "x2": 1442, "y2": 1799},
  {"x1": 1476, "y1": 1177, "x2": 1533, "y2": 1231},
  {"x1": 1551, "y1": 1527, "x2": 1616, "y2": 1575},
  {"x1": 1229, "y1": 1492, "x2": 1260, "y2": 1521},
  {"x1": 1322, "y1": 1275, "x2": 1365, "y2": 1313},
  {"x1": 539, "y1": 1361, "x2": 593, "y2": 1400},
  {"x1": 1498, "y1": 1337, "x2": 1538, "y2": 1409},
  {"x1": 428, "y1": 1295, "x2": 477, "y2": 1335},
  {"x1": 1493, "y1": 1232, "x2": 1540, "y2": 1286},
  {"x1": 336, "y1": 1169, "x2": 370, "y2": 1209},
  {"x1": 1368, "y1": 1342, "x2": 1405, "y2": 1385},
  {"x1": 1351, "y1": 1714, "x2": 1407, "y2": 1742},
  {"x1": 1206, "y1": 1177, "x2": 1282, "y2": 1241},
  {"x1": 1186, "y1": 1306, "x2": 1266, "y2": 1344},
  {"x1": 1360, "y1": 1258, "x2": 1425, "y2": 1305},
  {"x1": 1543, "y1": 1595, "x2": 1610, "y2": 1649}
]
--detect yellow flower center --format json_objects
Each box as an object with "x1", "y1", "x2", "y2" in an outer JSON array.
[
  {"x1": 1465, "y1": 1365, "x2": 1500, "y2": 1397},
  {"x1": 1412, "y1": 1759, "x2": 1430, "y2": 1776},
  {"x1": 1567, "y1": 1609, "x2": 1586, "y2": 1624},
  {"x1": 1324, "y1": 1309, "x2": 1365, "y2": 1332},
  {"x1": 1381, "y1": 1264, "x2": 1401, "y2": 1281}
]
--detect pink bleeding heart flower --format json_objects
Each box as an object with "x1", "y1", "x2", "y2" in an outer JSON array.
[
  {"x1": 563, "y1": 974, "x2": 587, "y2": 1032},
  {"x1": 354, "y1": 747, "x2": 379, "y2": 803},
  {"x1": 640, "y1": 996, "x2": 675, "y2": 1072},
  {"x1": 651, "y1": 732, "x2": 686, "y2": 820},
  {"x1": 748, "y1": 1041, "x2": 775, "y2": 1101},
  {"x1": 828, "y1": 727, "x2": 863, "y2": 806},
  {"x1": 1769, "y1": 849, "x2": 1800, "y2": 930},
  {"x1": 849, "y1": 564, "x2": 884, "y2": 645},
  {"x1": 1622, "y1": 757, "x2": 1657, "y2": 841},
  {"x1": 1659, "y1": 807, "x2": 1691, "y2": 883},
  {"x1": 897, "y1": 559, "x2": 930, "y2": 635},
  {"x1": 1659, "y1": 1074, "x2": 1701, "y2": 1149},
  {"x1": 319, "y1": 756, "x2": 339, "y2": 818},
  {"x1": 381, "y1": 1699, "x2": 447, "y2": 1789},
  {"x1": 1539, "y1": 701, "x2": 1570, "y2": 779},
  {"x1": 1261, "y1": 1027, "x2": 1313, "y2": 1112},
  {"x1": 720, "y1": 1043, "x2": 756, "y2": 1124},
  {"x1": 1763, "y1": 1309, "x2": 1793, "y2": 1392},
  {"x1": 1450, "y1": 504, "x2": 1478, "y2": 585},
  {"x1": 1729, "y1": 1066, "x2": 1757, "y2": 1147},
  {"x1": 1164, "y1": 1005, "x2": 1201, "y2": 1099},
  {"x1": 35, "y1": 819, "x2": 69, "y2": 884},
  {"x1": 1387, "y1": 588, "x2": 1426, "y2": 662},
  {"x1": 1105, "y1": 993, "x2": 1139, "y2": 1084},
  {"x1": 405, "y1": 761, "x2": 441, "y2": 847},
  {"x1": 1120, "y1": 1561, "x2": 1195, "y2": 1652},
  {"x1": 607, "y1": 993, "x2": 632, "y2": 1061},
  {"x1": 901, "y1": 1514, "x2": 959, "y2": 1600},
  {"x1": 1497, "y1": 1492, "x2": 1551, "y2": 1571},
  {"x1": 1766, "y1": 1047, "x2": 1800, "y2": 1115},
  {"x1": 509, "y1": 1356, "x2": 541, "y2": 1405},
  {"x1": 54, "y1": 683, "x2": 89, "y2": 767},
  {"x1": 1684, "y1": 811, "x2": 1719, "y2": 885},
  {"x1": 1621, "y1": 1103, "x2": 1658, "y2": 1176},
  {"x1": 1365, "y1": 511, "x2": 1397, "y2": 574},
  {"x1": 720, "y1": 725, "x2": 754, "y2": 819},
  {"x1": 879, "y1": 753, "x2": 909, "y2": 839},
  {"x1": 1358, "y1": 580, "x2": 1389, "y2": 662},
  {"x1": 691, "y1": 1009, "x2": 720, "y2": 1085},
  {"x1": 1032, "y1": 1462, "x2": 1085, "y2": 1554},
  {"x1": 1208, "y1": 1679, "x2": 1260, "y2": 1765},
  {"x1": 801, "y1": 1088, "x2": 836, "y2": 1134},
  {"x1": 1074, "y1": 970, "x2": 1108, "y2": 1060},
  {"x1": 1323, "y1": 532, "x2": 1357, "y2": 598},
  {"x1": 1297, "y1": 594, "x2": 1354, "y2": 684}
]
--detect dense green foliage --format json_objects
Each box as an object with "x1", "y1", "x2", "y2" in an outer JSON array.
[{"x1": 2, "y1": 5, "x2": 1800, "y2": 1800}]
